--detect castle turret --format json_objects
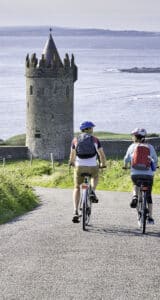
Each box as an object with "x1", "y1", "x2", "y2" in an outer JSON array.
[{"x1": 25, "y1": 30, "x2": 78, "y2": 160}]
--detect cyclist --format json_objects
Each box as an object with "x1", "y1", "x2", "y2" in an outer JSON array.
[
  {"x1": 123, "y1": 128, "x2": 158, "y2": 224},
  {"x1": 69, "y1": 121, "x2": 106, "y2": 223}
]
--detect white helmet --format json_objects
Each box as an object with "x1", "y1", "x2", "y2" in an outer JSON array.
[{"x1": 131, "y1": 128, "x2": 147, "y2": 136}]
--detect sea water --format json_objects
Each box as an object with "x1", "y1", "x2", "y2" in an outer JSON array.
[{"x1": 0, "y1": 27, "x2": 160, "y2": 139}]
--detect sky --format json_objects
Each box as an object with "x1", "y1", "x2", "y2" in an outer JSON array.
[{"x1": 0, "y1": 0, "x2": 160, "y2": 31}]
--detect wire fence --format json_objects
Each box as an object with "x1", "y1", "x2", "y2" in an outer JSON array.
[{"x1": 0, "y1": 152, "x2": 58, "y2": 171}]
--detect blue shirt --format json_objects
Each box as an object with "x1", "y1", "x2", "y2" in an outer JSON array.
[{"x1": 124, "y1": 142, "x2": 158, "y2": 176}]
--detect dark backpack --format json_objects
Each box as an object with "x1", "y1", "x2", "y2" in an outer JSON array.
[
  {"x1": 131, "y1": 143, "x2": 151, "y2": 170},
  {"x1": 76, "y1": 133, "x2": 97, "y2": 158}
]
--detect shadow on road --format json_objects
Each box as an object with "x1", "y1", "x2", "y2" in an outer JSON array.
[{"x1": 85, "y1": 224, "x2": 160, "y2": 238}]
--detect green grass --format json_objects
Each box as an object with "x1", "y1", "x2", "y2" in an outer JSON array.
[
  {"x1": 1, "y1": 157, "x2": 160, "y2": 224},
  {"x1": 25, "y1": 158, "x2": 160, "y2": 194},
  {"x1": 0, "y1": 169, "x2": 39, "y2": 224},
  {"x1": 93, "y1": 132, "x2": 132, "y2": 140}
]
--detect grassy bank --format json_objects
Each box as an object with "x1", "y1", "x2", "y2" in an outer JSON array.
[
  {"x1": 23, "y1": 159, "x2": 160, "y2": 194},
  {"x1": 1, "y1": 158, "x2": 160, "y2": 224},
  {"x1": 0, "y1": 169, "x2": 39, "y2": 224}
]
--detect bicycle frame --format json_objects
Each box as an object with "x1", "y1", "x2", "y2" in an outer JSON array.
[{"x1": 79, "y1": 173, "x2": 92, "y2": 231}]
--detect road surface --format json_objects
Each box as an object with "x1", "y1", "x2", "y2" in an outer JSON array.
[{"x1": 0, "y1": 188, "x2": 160, "y2": 299}]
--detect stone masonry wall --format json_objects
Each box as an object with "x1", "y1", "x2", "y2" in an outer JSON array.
[
  {"x1": 0, "y1": 147, "x2": 29, "y2": 161},
  {"x1": 101, "y1": 137, "x2": 160, "y2": 158},
  {"x1": 0, "y1": 138, "x2": 159, "y2": 161}
]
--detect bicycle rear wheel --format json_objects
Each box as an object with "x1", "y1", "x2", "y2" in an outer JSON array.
[
  {"x1": 82, "y1": 189, "x2": 90, "y2": 230},
  {"x1": 141, "y1": 192, "x2": 147, "y2": 234}
]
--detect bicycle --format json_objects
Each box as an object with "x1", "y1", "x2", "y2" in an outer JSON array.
[
  {"x1": 122, "y1": 166, "x2": 155, "y2": 234},
  {"x1": 136, "y1": 179, "x2": 151, "y2": 234},
  {"x1": 79, "y1": 172, "x2": 93, "y2": 231},
  {"x1": 69, "y1": 164, "x2": 106, "y2": 229}
]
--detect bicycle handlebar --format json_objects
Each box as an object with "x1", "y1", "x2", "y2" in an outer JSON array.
[{"x1": 122, "y1": 166, "x2": 159, "y2": 170}]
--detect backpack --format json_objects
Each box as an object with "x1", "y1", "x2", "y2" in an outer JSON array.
[
  {"x1": 131, "y1": 143, "x2": 151, "y2": 170},
  {"x1": 75, "y1": 133, "x2": 97, "y2": 158}
]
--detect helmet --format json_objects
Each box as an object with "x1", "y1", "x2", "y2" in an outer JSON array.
[
  {"x1": 79, "y1": 121, "x2": 95, "y2": 131},
  {"x1": 131, "y1": 128, "x2": 147, "y2": 137}
]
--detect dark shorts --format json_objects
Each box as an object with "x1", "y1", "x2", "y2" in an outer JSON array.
[
  {"x1": 131, "y1": 175, "x2": 153, "y2": 203},
  {"x1": 131, "y1": 174, "x2": 153, "y2": 186}
]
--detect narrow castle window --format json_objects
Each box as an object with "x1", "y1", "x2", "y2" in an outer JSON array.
[
  {"x1": 35, "y1": 133, "x2": 41, "y2": 138},
  {"x1": 35, "y1": 129, "x2": 41, "y2": 138},
  {"x1": 30, "y1": 85, "x2": 33, "y2": 95}
]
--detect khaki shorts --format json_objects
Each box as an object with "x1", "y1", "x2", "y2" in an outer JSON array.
[{"x1": 74, "y1": 166, "x2": 99, "y2": 188}]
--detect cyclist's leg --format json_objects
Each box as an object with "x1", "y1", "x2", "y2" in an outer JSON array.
[
  {"x1": 72, "y1": 167, "x2": 83, "y2": 222},
  {"x1": 73, "y1": 188, "x2": 80, "y2": 213},
  {"x1": 147, "y1": 186, "x2": 153, "y2": 217},
  {"x1": 144, "y1": 176, "x2": 154, "y2": 223},
  {"x1": 130, "y1": 175, "x2": 139, "y2": 208},
  {"x1": 89, "y1": 166, "x2": 99, "y2": 202},
  {"x1": 89, "y1": 166, "x2": 99, "y2": 189}
]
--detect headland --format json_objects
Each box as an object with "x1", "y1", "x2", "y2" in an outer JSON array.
[{"x1": 119, "y1": 67, "x2": 160, "y2": 73}]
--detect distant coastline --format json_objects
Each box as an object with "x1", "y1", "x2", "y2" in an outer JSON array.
[
  {"x1": 0, "y1": 26, "x2": 160, "y2": 37},
  {"x1": 119, "y1": 67, "x2": 160, "y2": 73}
]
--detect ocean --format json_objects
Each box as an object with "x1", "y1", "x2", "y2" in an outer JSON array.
[{"x1": 0, "y1": 26, "x2": 160, "y2": 140}]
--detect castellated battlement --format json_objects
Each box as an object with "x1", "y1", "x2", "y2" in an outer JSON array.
[{"x1": 25, "y1": 52, "x2": 77, "y2": 81}]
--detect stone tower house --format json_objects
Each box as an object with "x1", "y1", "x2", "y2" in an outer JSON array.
[{"x1": 25, "y1": 31, "x2": 77, "y2": 160}]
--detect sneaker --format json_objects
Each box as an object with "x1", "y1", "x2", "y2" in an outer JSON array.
[
  {"x1": 130, "y1": 196, "x2": 138, "y2": 208},
  {"x1": 147, "y1": 217, "x2": 154, "y2": 225},
  {"x1": 72, "y1": 211, "x2": 80, "y2": 223},
  {"x1": 90, "y1": 191, "x2": 99, "y2": 203}
]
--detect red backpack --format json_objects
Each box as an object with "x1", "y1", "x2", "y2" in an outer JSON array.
[{"x1": 131, "y1": 143, "x2": 151, "y2": 170}]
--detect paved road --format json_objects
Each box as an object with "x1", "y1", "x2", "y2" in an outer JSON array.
[{"x1": 0, "y1": 188, "x2": 160, "y2": 300}]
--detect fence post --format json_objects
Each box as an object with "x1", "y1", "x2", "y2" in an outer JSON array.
[
  {"x1": 3, "y1": 157, "x2": 5, "y2": 167},
  {"x1": 50, "y1": 153, "x2": 55, "y2": 171},
  {"x1": 30, "y1": 153, "x2": 33, "y2": 166}
]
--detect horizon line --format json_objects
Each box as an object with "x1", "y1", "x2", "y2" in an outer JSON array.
[{"x1": 0, "y1": 25, "x2": 159, "y2": 34}]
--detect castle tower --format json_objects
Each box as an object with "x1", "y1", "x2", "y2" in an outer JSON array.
[{"x1": 25, "y1": 31, "x2": 77, "y2": 160}]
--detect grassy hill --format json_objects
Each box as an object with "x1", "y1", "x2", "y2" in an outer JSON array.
[{"x1": 0, "y1": 132, "x2": 159, "y2": 146}]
